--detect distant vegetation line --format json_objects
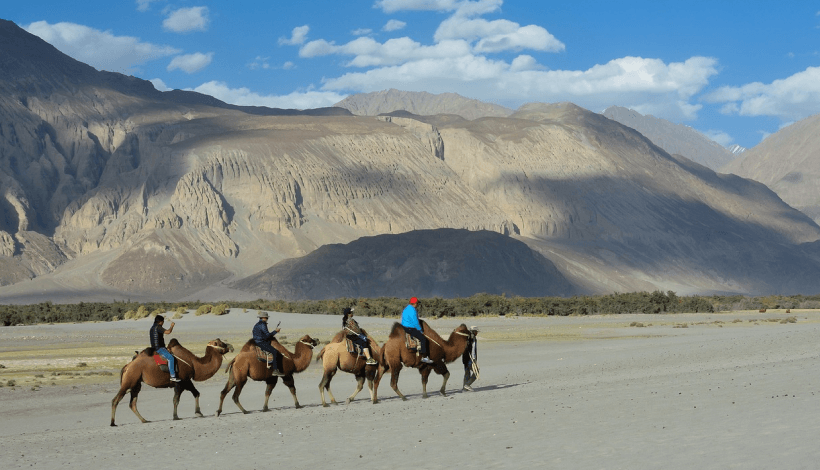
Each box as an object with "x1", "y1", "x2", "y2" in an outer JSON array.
[{"x1": 2, "y1": 292, "x2": 820, "y2": 326}]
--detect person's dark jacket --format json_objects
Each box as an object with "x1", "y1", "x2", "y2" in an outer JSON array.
[{"x1": 253, "y1": 320, "x2": 277, "y2": 346}]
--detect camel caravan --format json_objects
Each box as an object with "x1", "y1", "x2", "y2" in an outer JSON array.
[{"x1": 110, "y1": 299, "x2": 479, "y2": 426}]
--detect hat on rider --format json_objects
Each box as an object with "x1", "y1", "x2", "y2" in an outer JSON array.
[
  {"x1": 410, "y1": 297, "x2": 418, "y2": 304},
  {"x1": 257, "y1": 311, "x2": 269, "y2": 319}
]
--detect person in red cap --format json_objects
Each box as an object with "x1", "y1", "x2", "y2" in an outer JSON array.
[{"x1": 401, "y1": 297, "x2": 433, "y2": 364}]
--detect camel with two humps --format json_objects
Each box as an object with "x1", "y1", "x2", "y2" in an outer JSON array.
[
  {"x1": 217, "y1": 334, "x2": 318, "y2": 415},
  {"x1": 111, "y1": 338, "x2": 233, "y2": 426},
  {"x1": 374, "y1": 321, "x2": 471, "y2": 402},
  {"x1": 316, "y1": 329, "x2": 381, "y2": 406}
]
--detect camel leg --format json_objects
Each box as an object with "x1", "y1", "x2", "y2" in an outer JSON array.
[
  {"x1": 184, "y1": 380, "x2": 204, "y2": 418},
  {"x1": 111, "y1": 385, "x2": 130, "y2": 426},
  {"x1": 217, "y1": 373, "x2": 236, "y2": 417},
  {"x1": 389, "y1": 366, "x2": 407, "y2": 401},
  {"x1": 420, "y1": 366, "x2": 432, "y2": 399},
  {"x1": 128, "y1": 382, "x2": 149, "y2": 423},
  {"x1": 347, "y1": 376, "x2": 365, "y2": 404},
  {"x1": 372, "y1": 366, "x2": 383, "y2": 404},
  {"x1": 283, "y1": 375, "x2": 302, "y2": 409},
  {"x1": 172, "y1": 381, "x2": 184, "y2": 420},
  {"x1": 319, "y1": 369, "x2": 338, "y2": 407},
  {"x1": 366, "y1": 377, "x2": 375, "y2": 403},
  {"x1": 435, "y1": 364, "x2": 450, "y2": 397},
  {"x1": 231, "y1": 376, "x2": 250, "y2": 414},
  {"x1": 262, "y1": 377, "x2": 278, "y2": 412}
]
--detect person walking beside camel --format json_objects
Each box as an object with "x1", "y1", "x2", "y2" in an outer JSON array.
[
  {"x1": 253, "y1": 312, "x2": 284, "y2": 376},
  {"x1": 150, "y1": 315, "x2": 180, "y2": 382},
  {"x1": 402, "y1": 297, "x2": 434, "y2": 364},
  {"x1": 462, "y1": 326, "x2": 480, "y2": 391},
  {"x1": 343, "y1": 307, "x2": 377, "y2": 365}
]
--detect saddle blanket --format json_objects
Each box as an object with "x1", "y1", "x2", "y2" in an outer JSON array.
[
  {"x1": 405, "y1": 332, "x2": 420, "y2": 351},
  {"x1": 153, "y1": 354, "x2": 170, "y2": 373}
]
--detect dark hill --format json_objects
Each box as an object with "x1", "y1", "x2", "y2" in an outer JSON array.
[{"x1": 233, "y1": 229, "x2": 575, "y2": 300}]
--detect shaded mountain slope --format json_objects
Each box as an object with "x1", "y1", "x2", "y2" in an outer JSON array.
[
  {"x1": 234, "y1": 229, "x2": 575, "y2": 300},
  {"x1": 722, "y1": 113, "x2": 820, "y2": 224}
]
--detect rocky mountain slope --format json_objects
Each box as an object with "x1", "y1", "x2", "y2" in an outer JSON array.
[
  {"x1": 603, "y1": 106, "x2": 736, "y2": 170},
  {"x1": 722, "y1": 113, "x2": 820, "y2": 223},
  {"x1": 2, "y1": 18, "x2": 820, "y2": 301},
  {"x1": 334, "y1": 89, "x2": 513, "y2": 120}
]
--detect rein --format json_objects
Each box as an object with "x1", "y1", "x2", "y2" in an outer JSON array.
[
  {"x1": 425, "y1": 329, "x2": 470, "y2": 347},
  {"x1": 299, "y1": 340, "x2": 316, "y2": 349},
  {"x1": 207, "y1": 343, "x2": 228, "y2": 353}
]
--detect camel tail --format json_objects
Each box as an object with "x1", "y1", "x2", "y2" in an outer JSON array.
[
  {"x1": 224, "y1": 357, "x2": 236, "y2": 374},
  {"x1": 315, "y1": 345, "x2": 326, "y2": 362}
]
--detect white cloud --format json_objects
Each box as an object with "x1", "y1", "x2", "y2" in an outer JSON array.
[
  {"x1": 248, "y1": 56, "x2": 271, "y2": 70},
  {"x1": 163, "y1": 6, "x2": 210, "y2": 33},
  {"x1": 704, "y1": 66, "x2": 820, "y2": 121},
  {"x1": 352, "y1": 28, "x2": 373, "y2": 36},
  {"x1": 25, "y1": 21, "x2": 180, "y2": 73},
  {"x1": 191, "y1": 81, "x2": 346, "y2": 109},
  {"x1": 150, "y1": 78, "x2": 171, "y2": 91},
  {"x1": 434, "y1": 17, "x2": 564, "y2": 53},
  {"x1": 321, "y1": 55, "x2": 718, "y2": 121},
  {"x1": 279, "y1": 25, "x2": 310, "y2": 46},
  {"x1": 136, "y1": 0, "x2": 163, "y2": 12},
  {"x1": 300, "y1": 36, "x2": 472, "y2": 67},
  {"x1": 375, "y1": 0, "x2": 462, "y2": 13},
  {"x1": 383, "y1": 19, "x2": 407, "y2": 32},
  {"x1": 282, "y1": 61, "x2": 296, "y2": 70},
  {"x1": 703, "y1": 129, "x2": 733, "y2": 147},
  {"x1": 167, "y1": 52, "x2": 213, "y2": 73}
]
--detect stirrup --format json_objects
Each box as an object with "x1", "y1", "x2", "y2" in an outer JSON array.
[{"x1": 421, "y1": 357, "x2": 434, "y2": 364}]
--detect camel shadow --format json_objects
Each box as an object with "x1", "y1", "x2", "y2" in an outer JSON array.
[{"x1": 460, "y1": 382, "x2": 525, "y2": 393}]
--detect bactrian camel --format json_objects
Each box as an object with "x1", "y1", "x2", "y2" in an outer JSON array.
[
  {"x1": 316, "y1": 329, "x2": 381, "y2": 406},
  {"x1": 374, "y1": 321, "x2": 470, "y2": 402},
  {"x1": 110, "y1": 338, "x2": 234, "y2": 426},
  {"x1": 217, "y1": 334, "x2": 319, "y2": 415}
]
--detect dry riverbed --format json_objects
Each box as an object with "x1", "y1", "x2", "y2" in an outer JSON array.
[{"x1": 1, "y1": 308, "x2": 819, "y2": 469}]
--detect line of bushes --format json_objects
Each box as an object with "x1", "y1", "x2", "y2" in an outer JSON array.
[{"x1": 2, "y1": 292, "x2": 820, "y2": 326}]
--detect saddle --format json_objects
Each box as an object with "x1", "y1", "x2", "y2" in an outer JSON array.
[
  {"x1": 151, "y1": 353, "x2": 177, "y2": 375},
  {"x1": 405, "y1": 332, "x2": 420, "y2": 352},
  {"x1": 253, "y1": 345, "x2": 276, "y2": 368},
  {"x1": 345, "y1": 337, "x2": 366, "y2": 357}
]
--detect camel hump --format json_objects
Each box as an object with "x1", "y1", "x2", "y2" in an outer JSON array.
[
  {"x1": 167, "y1": 338, "x2": 180, "y2": 349},
  {"x1": 388, "y1": 322, "x2": 404, "y2": 337}
]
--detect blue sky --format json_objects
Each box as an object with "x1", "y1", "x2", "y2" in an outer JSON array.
[{"x1": 5, "y1": 0, "x2": 820, "y2": 149}]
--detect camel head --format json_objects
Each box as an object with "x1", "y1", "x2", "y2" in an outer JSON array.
[
  {"x1": 453, "y1": 324, "x2": 473, "y2": 341},
  {"x1": 299, "y1": 335, "x2": 320, "y2": 348},
  {"x1": 208, "y1": 338, "x2": 234, "y2": 354}
]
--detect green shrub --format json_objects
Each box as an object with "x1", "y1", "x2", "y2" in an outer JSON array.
[
  {"x1": 195, "y1": 304, "x2": 213, "y2": 316},
  {"x1": 211, "y1": 303, "x2": 230, "y2": 316}
]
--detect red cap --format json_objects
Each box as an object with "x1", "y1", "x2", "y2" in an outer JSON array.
[{"x1": 410, "y1": 297, "x2": 418, "y2": 304}]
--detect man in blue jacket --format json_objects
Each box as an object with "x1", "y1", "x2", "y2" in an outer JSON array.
[
  {"x1": 253, "y1": 312, "x2": 284, "y2": 376},
  {"x1": 402, "y1": 297, "x2": 434, "y2": 364}
]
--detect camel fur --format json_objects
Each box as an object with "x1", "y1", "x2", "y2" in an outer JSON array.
[
  {"x1": 217, "y1": 334, "x2": 319, "y2": 415},
  {"x1": 373, "y1": 321, "x2": 470, "y2": 402},
  {"x1": 316, "y1": 328, "x2": 381, "y2": 406},
  {"x1": 110, "y1": 338, "x2": 233, "y2": 426}
]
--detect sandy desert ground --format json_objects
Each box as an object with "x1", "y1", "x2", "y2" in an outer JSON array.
[{"x1": 2, "y1": 309, "x2": 820, "y2": 469}]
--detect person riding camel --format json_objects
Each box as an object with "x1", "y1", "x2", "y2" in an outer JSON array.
[
  {"x1": 402, "y1": 297, "x2": 434, "y2": 364},
  {"x1": 253, "y1": 311, "x2": 284, "y2": 376},
  {"x1": 150, "y1": 315, "x2": 180, "y2": 382},
  {"x1": 343, "y1": 307, "x2": 378, "y2": 365}
]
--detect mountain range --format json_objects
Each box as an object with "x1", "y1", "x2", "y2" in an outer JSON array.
[{"x1": 1, "y1": 18, "x2": 820, "y2": 302}]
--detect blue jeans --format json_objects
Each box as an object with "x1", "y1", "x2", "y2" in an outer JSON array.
[{"x1": 156, "y1": 347, "x2": 176, "y2": 378}]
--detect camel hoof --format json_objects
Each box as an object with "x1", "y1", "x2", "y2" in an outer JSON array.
[
  {"x1": 242, "y1": 410, "x2": 249, "y2": 415},
  {"x1": 110, "y1": 423, "x2": 117, "y2": 427},
  {"x1": 262, "y1": 407, "x2": 270, "y2": 412},
  {"x1": 401, "y1": 397, "x2": 408, "y2": 401},
  {"x1": 346, "y1": 398, "x2": 353, "y2": 405},
  {"x1": 322, "y1": 403, "x2": 330, "y2": 408},
  {"x1": 216, "y1": 411, "x2": 222, "y2": 417},
  {"x1": 295, "y1": 404, "x2": 303, "y2": 409},
  {"x1": 195, "y1": 412, "x2": 204, "y2": 418},
  {"x1": 173, "y1": 417, "x2": 182, "y2": 421},
  {"x1": 440, "y1": 391, "x2": 447, "y2": 397}
]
